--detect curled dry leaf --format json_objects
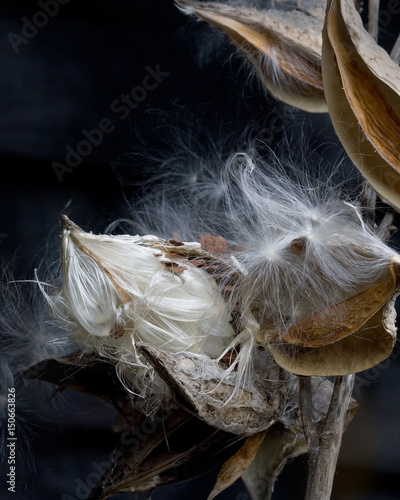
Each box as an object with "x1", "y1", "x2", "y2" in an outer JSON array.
[
  {"x1": 322, "y1": 0, "x2": 400, "y2": 211},
  {"x1": 207, "y1": 431, "x2": 267, "y2": 500},
  {"x1": 176, "y1": 0, "x2": 327, "y2": 112},
  {"x1": 241, "y1": 423, "x2": 307, "y2": 500},
  {"x1": 259, "y1": 260, "x2": 400, "y2": 376}
]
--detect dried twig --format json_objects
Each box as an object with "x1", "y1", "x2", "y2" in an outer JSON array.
[
  {"x1": 360, "y1": 180, "x2": 377, "y2": 228},
  {"x1": 299, "y1": 374, "x2": 355, "y2": 500},
  {"x1": 376, "y1": 209, "x2": 396, "y2": 242},
  {"x1": 390, "y1": 33, "x2": 400, "y2": 64},
  {"x1": 368, "y1": 0, "x2": 380, "y2": 42}
]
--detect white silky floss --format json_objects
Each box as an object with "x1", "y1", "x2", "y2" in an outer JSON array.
[
  {"x1": 215, "y1": 154, "x2": 400, "y2": 330},
  {"x1": 44, "y1": 154, "x2": 400, "y2": 409},
  {"x1": 52, "y1": 216, "x2": 236, "y2": 400}
]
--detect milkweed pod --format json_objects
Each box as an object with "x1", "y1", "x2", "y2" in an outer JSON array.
[
  {"x1": 138, "y1": 341, "x2": 291, "y2": 435},
  {"x1": 322, "y1": 0, "x2": 400, "y2": 211},
  {"x1": 176, "y1": 0, "x2": 327, "y2": 112},
  {"x1": 260, "y1": 259, "x2": 400, "y2": 376},
  {"x1": 50, "y1": 216, "x2": 239, "y2": 401}
]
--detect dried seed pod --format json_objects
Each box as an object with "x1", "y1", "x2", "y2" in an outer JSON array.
[
  {"x1": 322, "y1": 0, "x2": 400, "y2": 210},
  {"x1": 176, "y1": 0, "x2": 327, "y2": 112},
  {"x1": 43, "y1": 216, "x2": 239, "y2": 407},
  {"x1": 139, "y1": 341, "x2": 293, "y2": 435},
  {"x1": 262, "y1": 260, "x2": 400, "y2": 376}
]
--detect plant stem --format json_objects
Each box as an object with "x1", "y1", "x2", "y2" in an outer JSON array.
[
  {"x1": 368, "y1": 0, "x2": 380, "y2": 42},
  {"x1": 299, "y1": 374, "x2": 355, "y2": 500},
  {"x1": 390, "y1": 33, "x2": 400, "y2": 65}
]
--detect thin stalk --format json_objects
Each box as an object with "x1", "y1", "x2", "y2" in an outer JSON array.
[
  {"x1": 390, "y1": 33, "x2": 400, "y2": 65},
  {"x1": 368, "y1": 0, "x2": 380, "y2": 42},
  {"x1": 360, "y1": 180, "x2": 377, "y2": 228},
  {"x1": 376, "y1": 209, "x2": 396, "y2": 242},
  {"x1": 299, "y1": 374, "x2": 355, "y2": 500}
]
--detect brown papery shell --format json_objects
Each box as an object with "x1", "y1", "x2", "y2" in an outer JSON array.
[
  {"x1": 322, "y1": 0, "x2": 400, "y2": 211},
  {"x1": 259, "y1": 260, "x2": 400, "y2": 375},
  {"x1": 176, "y1": 0, "x2": 327, "y2": 112}
]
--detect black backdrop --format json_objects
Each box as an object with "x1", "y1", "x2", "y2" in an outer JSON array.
[{"x1": 1, "y1": 1, "x2": 400, "y2": 499}]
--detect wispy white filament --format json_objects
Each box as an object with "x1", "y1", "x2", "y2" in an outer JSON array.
[
  {"x1": 0, "y1": 267, "x2": 72, "y2": 460},
  {"x1": 218, "y1": 154, "x2": 399, "y2": 329},
  {"x1": 44, "y1": 220, "x2": 237, "y2": 402},
  {"x1": 39, "y1": 143, "x2": 400, "y2": 411}
]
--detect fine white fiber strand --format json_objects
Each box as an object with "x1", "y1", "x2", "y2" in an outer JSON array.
[
  {"x1": 0, "y1": 267, "x2": 72, "y2": 383},
  {"x1": 42, "y1": 218, "x2": 238, "y2": 402},
  {"x1": 213, "y1": 153, "x2": 399, "y2": 329},
  {"x1": 36, "y1": 128, "x2": 400, "y2": 412},
  {"x1": 129, "y1": 143, "x2": 399, "y2": 324},
  {"x1": 0, "y1": 264, "x2": 73, "y2": 464}
]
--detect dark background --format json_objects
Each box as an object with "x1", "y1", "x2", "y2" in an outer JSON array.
[{"x1": 1, "y1": 1, "x2": 400, "y2": 499}]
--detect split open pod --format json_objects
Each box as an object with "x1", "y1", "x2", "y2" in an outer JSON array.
[
  {"x1": 322, "y1": 0, "x2": 400, "y2": 211},
  {"x1": 33, "y1": 193, "x2": 397, "y2": 497},
  {"x1": 51, "y1": 201, "x2": 400, "y2": 387},
  {"x1": 257, "y1": 258, "x2": 400, "y2": 376},
  {"x1": 176, "y1": 0, "x2": 327, "y2": 112}
]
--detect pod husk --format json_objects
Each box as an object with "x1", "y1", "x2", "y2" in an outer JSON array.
[
  {"x1": 176, "y1": 0, "x2": 327, "y2": 112},
  {"x1": 322, "y1": 0, "x2": 400, "y2": 211},
  {"x1": 262, "y1": 260, "x2": 400, "y2": 375}
]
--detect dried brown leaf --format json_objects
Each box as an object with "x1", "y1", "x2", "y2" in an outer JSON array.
[
  {"x1": 322, "y1": 0, "x2": 400, "y2": 210},
  {"x1": 272, "y1": 265, "x2": 397, "y2": 348},
  {"x1": 241, "y1": 423, "x2": 307, "y2": 500},
  {"x1": 268, "y1": 290, "x2": 398, "y2": 376},
  {"x1": 207, "y1": 431, "x2": 267, "y2": 500},
  {"x1": 176, "y1": 0, "x2": 327, "y2": 112}
]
